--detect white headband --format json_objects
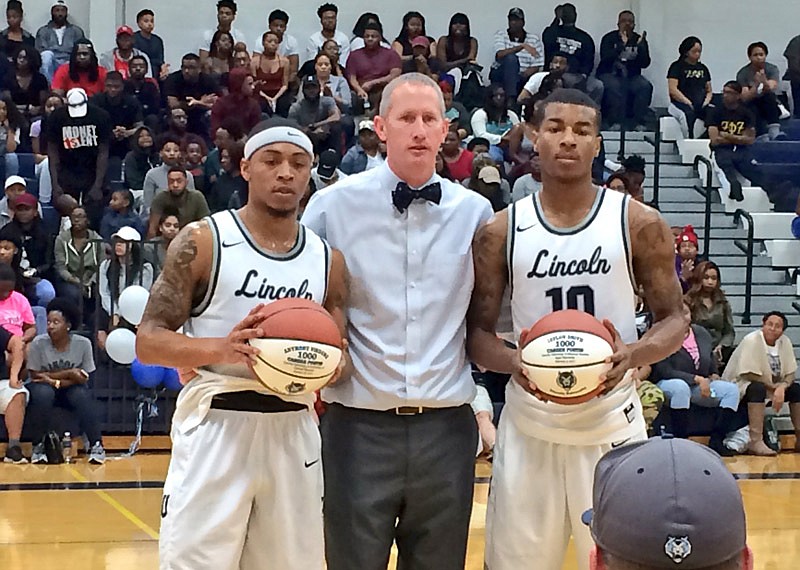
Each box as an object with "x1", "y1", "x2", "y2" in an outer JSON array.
[{"x1": 244, "y1": 126, "x2": 314, "y2": 160}]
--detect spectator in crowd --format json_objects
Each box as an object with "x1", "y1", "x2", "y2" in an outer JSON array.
[
  {"x1": 311, "y1": 148, "x2": 346, "y2": 190},
  {"x1": 53, "y1": 206, "x2": 101, "y2": 312},
  {"x1": 256, "y1": 9, "x2": 299, "y2": 86},
  {"x1": 471, "y1": 85, "x2": 520, "y2": 163},
  {"x1": 435, "y1": 151, "x2": 454, "y2": 180},
  {"x1": 211, "y1": 140, "x2": 245, "y2": 212},
  {"x1": 605, "y1": 170, "x2": 628, "y2": 193},
  {"x1": 124, "y1": 55, "x2": 161, "y2": 128},
  {"x1": 91, "y1": 71, "x2": 143, "y2": 169},
  {"x1": 685, "y1": 260, "x2": 735, "y2": 364},
  {"x1": 441, "y1": 128, "x2": 474, "y2": 182},
  {"x1": 134, "y1": 9, "x2": 167, "y2": 80},
  {"x1": 0, "y1": 175, "x2": 34, "y2": 228},
  {"x1": 467, "y1": 136, "x2": 490, "y2": 156},
  {"x1": 517, "y1": 54, "x2": 568, "y2": 104},
  {"x1": 99, "y1": 25, "x2": 152, "y2": 80},
  {"x1": 314, "y1": 51, "x2": 351, "y2": 119},
  {"x1": 506, "y1": 102, "x2": 537, "y2": 178},
  {"x1": 144, "y1": 206, "x2": 180, "y2": 276},
  {"x1": 668, "y1": 36, "x2": 713, "y2": 139},
  {"x1": 52, "y1": 39, "x2": 106, "y2": 98},
  {"x1": 232, "y1": 41, "x2": 250, "y2": 70},
  {"x1": 164, "y1": 53, "x2": 220, "y2": 137},
  {"x1": 203, "y1": 119, "x2": 244, "y2": 190},
  {"x1": 142, "y1": 134, "x2": 196, "y2": 216},
  {"x1": 491, "y1": 8, "x2": 544, "y2": 103},
  {"x1": 542, "y1": 3, "x2": 603, "y2": 105},
  {"x1": 306, "y1": 3, "x2": 349, "y2": 65},
  {"x1": 440, "y1": 81, "x2": 470, "y2": 138},
  {"x1": 289, "y1": 75, "x2": 342, "y2": 154},
  {"x1": 46, "y1": 87, "x2": 111, "y2": 226},
  {"x1": 164, "y1": 105, "x2": 189, "y2": 142},
  {"x1": 200, "y1": 0, "x2": 244, "y2": 63},
  {"x1": 707, "y1": 81, "x2": 762, "y2": 202},
  {"x1": 0, "y1": 1, "x2": 34, "y2": 64},
  {"x1": 346, "y1": 21, "x2": 402, "y2": 114},
  {"x1": 26, "y1": 298, "x2": 105, "y2": 464},
  {"x1": 100, "y1": 189, "x2": 145, "y2": 241},
  {"x1": 409, "y1": 37, "x2": 439, "y2": 80},
  {"x1": 147, "y1": 167, "x2": 209, "y2": 238},
  {"x1": 251, "y1": 31, "x2": 290, "y2": 116},
  {"x1": 619, "y1": 154, "x2": 646, "y2": 202},
  {"x1": 784, "y1": 34, "x2": 800, "y2": 118},
  {"x1": 210, "y1": 67, "x2": 260, "y2": 136},
  {"x1": 204, "y1": 30, "x2": 235, "y2": 81},
  {"x1": 341, "y1": 119, "x2": 384, "y2": 175},
  {"x1": 0, "y1": 305, "x2": 25, "y2": 463},
  {"x1": 31, "y1": 92, "x2": 63, "y2": 159},
  {"x1": 737, "y1": 42, "x2": 785, "y2": 140},
  {"x1": 675, "y1": 225, "x2": 699, "y2": 293},
  {"x1": 182, "y1": 134, "x2": 207, "y2": 192},
  {"x1": 436, "y1": 13, "x2": 478, "y2": 76},
  {"x1": 584, "y1": 437, "x2": 752, "y2": 570},
  {"x1": 598, "y1": 10, "x2": 652, "y2": 131},
  {"x1": 463, "y1": 152, "x2": 509, "y2": 210},
  {"x1": 511, "y1": 154, "x2": 542, "y2": 201},
  {"x1": 300, "y1": 38, "x2": 344, "y2": 78},
  {"x1": 393, "y1": 11, "x2": 436, "y2": 74},
  {"x1": 724, "y1": 311, "x2": 800, "y2": 455},
  {"x1": 6, "y1": 46, "x2": 48, "y2": 122},
  {"x1": 0, "y1": 95, "x2": 23, "y2": 183},
  {"x1": 123, "y1": 126, "x2": 158, "y2": 191},
  {"x1": 0, "y1": 255, "x2": 34, "y2": 342},
  {"x1": 651, "y1": 321, "x2": 740, "y2": 454},
  {"x1": 35, "y1": 0, "x2": 84, "y2": 82}
]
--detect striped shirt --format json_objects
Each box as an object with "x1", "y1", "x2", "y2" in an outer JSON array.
[{"x1": 493, "y1": 29, "x2": 544, "y2": 72}]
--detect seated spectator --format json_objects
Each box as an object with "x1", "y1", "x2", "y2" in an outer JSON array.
[
  {"x1": 0, "y1": 314, "x2": 25, "y2": 463},
  {"x1": 100, "y1": 189, "x2": 145, "y2": 241},
  {"x1": 123, "y1": 126, "x2": 159, "y2": 191},
  {"x1": 440, "y1": 129, "x2": 474, "y2": 182},
  {"x1": 142, "y1": 134, "x2": 196, "y2": 215},
  {"x1": 463, "y1": 153, "x2": 509, "y2": 211},
  {"x1": 785, "y1": 34, "x2": 800, "y2": 118},
  {"x1": 506, "y1": 102, "x2": 537, "y2": 178},
  {"x1": 251, "y1": 31, "x2": 290, "y2": 116},
  {"x1": 435, "y1": 151, "x2": 454, "y2": 180},
  {"x1": 311, "y1": 148, "x2": 346, "y2": 190},
  {"x1": 542, "y1": 4, "x2": 603, "y2": 105},
  {"x1": 0, "y1": 1, "x2": 33, "y2": 64},
  {"x1": 675, "y1": 225, "x2": 699, "y2": 293},
  {"x1": 723, "y1": 311, "x2": 800, "y2": 455},
  {"x1": 164, "y1": 105, "x2": 189, "y2": 142},
  {"x1": 232, "y1": 42, "x2": 250, "y2": 70},
  {"x1": 737, "y1": 42, "x2": 785, "y2": 140},
  {"x1": 144, "y1": 206, "x2": 180, "y2": 275},
  {"x1": 203, "y1": 119, "x2": 244, "y2": 191},
  {"x1": 619, "y1": 154, "x2": 646, "y2": 202},
  {"x1": 124, "y1": 55, "x2": 161, "y2": 128},
  {"x1": 0, "y1": 94, "x2": 24, "y2": 183},
  {"x1": 685, "y1": 260, "x2": 735, "y2": 365},
  {"x1": 164, "y1": 54, "x2": 220, "y2": 137},
  {"x1": 147, "y1": 168, "x2": 209, "y2": 238},
  {"x1": 255, "y1": 9, "x2": 299, "y2": 86},
  {"x1": 392, "y1": 12, "x2": 436, "y2": 75},
  {"x1": 341, "y1": 119, "x2": 384, "y2": 175},
  {"x1": 0, "y1": 175, "x2": 39, "y2": 228},
  {"x1": 204, "y1": 30, "x2": 235, "y2": 82},
  {"x1": 467, "y1": 136, "x2": 490, "y2": 156},
  {"x1": 470, "y1": 85, "x2": 520, "y2": 163},
  {"x1": 211, "y1": 67, "x2": 261, "y2": 136},
  {"x1": 52, "y1": 39, "x2": 107, "y2": 98},
  {"x1": 91, "y1": 71, "x2": 144, "y2": 169},
  {"x1": 651, "y1": 322, "x2": 739, "y2": 454},
  {"x1": 490, "y1": 8, "x2": 544, "y2": 103},
  {"x1": 211, "y1": 141, "x2": 245, "y2": 212},
  {"x1": 133, "y1": 9, "x2": 167, "y2": 80},
  {"x1": 511, "y1": 155, "x2": 542, "y2": 201},
  {"x1": 306, "y1": 3, "x2": 350, "y2": 65},
  {"x1": 517, "y1": 55, "x2": 568, "y2": 104},
  {"x1": 436, "y1": 83, "x2": 469, "y2": 141},
  {"x1": 314, "y1": 52, "x2": 351, "y2": 124},
  {"x1": 408, "y1": 37, "x2": 439, "y2": 80},
  {"x1": 0, "y1": 262, "x2": 34, "y2": 342},
  {"x1": 6, "y1": 46, "x2": 48, "y2": 123},
  {"x1": 436, "y1": 13, "x2": 478, "y2": 77},
  {"x1": 346, "y1": 22, "x2": 402, "y2": 114},
  {"x1": 598, "y1": 10, "x2": 652, "y2": 131},
  {"x1": 182, "y1": 135, "x2": 208, "y2": 192},
  {"x1": 667, "y1": 36, "x2": 712, "y2": 139},
  {"x1": 349, "y1": 13, "x2": 390, "y2": 53},
  {"x1": 26, "y1": 298, "x2": 105, "y2": 464},
  {"x1": 605, "y1": 170, "x2": 628, "y2": 194},
  {"x1": 53, "y1": 206, "x2": 101, "y2": 313},
  {"x1": 288, "y1": 75, "x2": 342, "y2": 154},
  {"x1": 34, "y1": 0, "x2": 84, "y2": 82},
  {"x1": 200, "y1": 0, "x2": 245, "y2": 63},
  {"x1": 99, "y1": 25, "x2": 152, "y2": 80},
  {"x1": 300, "y1": 39, "x2": 344, "y2": 78}
]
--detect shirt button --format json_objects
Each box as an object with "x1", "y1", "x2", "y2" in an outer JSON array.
[
  {"x1": 411, "y1": 316, "x2": 417, "y2": 322},
  {"x1": 410, "y1": 282, "x2": 416, "y2": 288}
]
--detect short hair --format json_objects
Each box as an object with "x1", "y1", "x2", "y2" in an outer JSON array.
[
  {"x1": 46, "y1": 297, "x2": 81, "y2": 330},
  {"x1": 167, "y1": 166, "x2": 188, "y2": 178},
  {"x1": 747, "y1": 41, "x2": 768, "y2": 57},
  {"x1": 621, "y1": 154, "x2": 646, "y2": 174},
  {"x1": 136, "y1": 9, "x2": 154, "y2": 21},
  {"x1": 181, "y1": 53, "x2": 201, "y2": 63},
  {"x1": 467, "y1": 137, "x2": 490, "y2": 151},
  {"x1": 763, "y1": 310, "x2": 788, "y2": 330},
  {"x1": 157, "y1": 133, "x2": 182, "y2": 150},
  {"x1": 532, "y1": 88, "x2": 601, "y2": 130},
  {"x1": 269, "y1": 9, "x2": 289, "y2": 24},
  {"x1": 129, "y1": 54, "x2": 149, "y2": 72},
  {"x1": 363, "y1": 21, "x2": 382, "y2": 34},
  {"x1": 379, "y1": 73, "x2": 445, "y2": 117},
  {"x1": 602, "y1": 550, "x2": 743, "y2": 570},
  {"x1": 678, "y1": 36, "x2": 702, "y2": 58},
  {"x1": 262, "y1": 30, "x2": 280, "y2": 43},
  {"x1": 105, "y1": 70, "x2": 124, "y2": 83},
  {"x1": 217, "y1": 0, "x2": 237, "y2": 13},
  {"x1": 618, "y1": 9, "x2": 634, "y2": 18},
  {"x1": 317, "y1": 3, "x2": 337, "y2": 17},
  {"x1": 112, "y1": 188, "x2": 134, "y2": 206},
  {"x1": 724, "y1": 80, "x2": 743, "y2": 93}
]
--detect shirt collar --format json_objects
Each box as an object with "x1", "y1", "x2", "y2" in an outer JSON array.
[{"x1": 381, "y1": 160, "x2": 439, "y2": 191}]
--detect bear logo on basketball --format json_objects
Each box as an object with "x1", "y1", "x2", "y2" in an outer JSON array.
[
  {"x1": 556, "y1": 370, "x2": 577, "y2": 393},
  {"x1": 285, "y1": 382, "x2": 307, "y2": 394},
  {"x1": 664, "y1": 536, "x2": 692, "y2": 564}
]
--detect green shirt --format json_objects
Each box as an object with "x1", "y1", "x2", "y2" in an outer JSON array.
[{"x1": 150, "y1": 189, "x2": 210, "y2": 227}]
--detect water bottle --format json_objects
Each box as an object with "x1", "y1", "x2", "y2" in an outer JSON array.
[{"x1": 62, "y1": 432, "x2": 73, "y2": 464}]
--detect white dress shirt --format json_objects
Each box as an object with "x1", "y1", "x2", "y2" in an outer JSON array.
[
  {"x1": 306, "y1": 30, "x2": 351, "y2": 66},
  {"x1": 302, "y1": 162, "x2": 493, "y2": 410}
]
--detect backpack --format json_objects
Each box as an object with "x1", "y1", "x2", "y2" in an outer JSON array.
[{"x1": 43, "y1": 431, "x2": 65, "y2": 464}]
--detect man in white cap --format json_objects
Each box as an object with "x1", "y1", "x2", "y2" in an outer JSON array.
[
  {"x1": 44, "y1": 87, "x2": 111, "y2": 228},
  {"x1": 340, "y1": 119, "x2": 384, "y2": 174},
  {"x1": 137, "y1": 117, "x2": 349, "y2": 570},
  {"x1": 35, "y1": 1, "x2": 85, "y2": 82}
]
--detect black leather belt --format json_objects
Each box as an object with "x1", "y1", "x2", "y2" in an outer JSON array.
[
  {"x1": 210, "y1": 391, "x2": 306, "y2": 413},
  {"x1": 391, "y1": 406, "x2": 447, "y2": 415}
]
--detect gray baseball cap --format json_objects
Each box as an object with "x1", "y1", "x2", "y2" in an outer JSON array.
[{"x1": 582, "y1": 436, "x2": 746, "y2": 568}]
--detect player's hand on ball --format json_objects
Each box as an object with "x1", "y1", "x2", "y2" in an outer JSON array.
[
  {"x1": 222, "y1": 304, "x2": 268, "y2": 366},
  {"x1": 600, "y1": 319, "x2": 633, "y2": 394},
  {"x1": 513, "y1": 329, "x2": 547, "y2": 400},
  {"x1": 326, "y1": 339, "x2": 349, "y2": 386}
]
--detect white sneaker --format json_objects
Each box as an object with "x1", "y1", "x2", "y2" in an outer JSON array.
[
  {"x1": 31, "y1": 443, "x2": 47, "y2": 464},
  {"x1": 88, "y1": 442, "x2": 106, "y2": 465}
]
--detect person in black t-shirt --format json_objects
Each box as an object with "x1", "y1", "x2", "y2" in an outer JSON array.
[
  {"x1": 90, "y1": 71, "x2": 144, "y2": 163},
  {"x1": 163, "y1": 53, "x2": 220, "y2": 139},
  {"x1": 707, "y1": 81, "x2": 761, "y2": 202},
  {"x1": 44, "y1": 87, "x2": 112, "y2": 227},
  {"x1": 667, "y1": 36, "x2": 712, "y2": 138},
  {"x1": 124, "y1": 54, "x2": 161, "y2": 130}
]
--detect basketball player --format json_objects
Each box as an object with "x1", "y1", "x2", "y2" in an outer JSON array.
[
  {"x1": 136, "y1": 118, "x2": 349, "y2": 570},
  {"x1": 466, "y1": 89, "x2": 689, "y2": 570}
]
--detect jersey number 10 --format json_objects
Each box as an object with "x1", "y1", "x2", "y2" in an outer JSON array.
[{"x1": 545, "y1": 285, "x2": 595, "y2": 315}]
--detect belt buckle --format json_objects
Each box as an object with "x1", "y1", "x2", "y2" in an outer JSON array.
[{"x1": 395, "y1": 406, "x2": 423, "y2": 416}]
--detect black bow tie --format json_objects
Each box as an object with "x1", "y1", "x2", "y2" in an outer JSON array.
[{"x1": 392, "y1": 181, "x2": 442, "y2": 213}]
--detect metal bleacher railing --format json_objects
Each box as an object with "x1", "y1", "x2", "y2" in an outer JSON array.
[{"x1": 643, "y1": 128, "x2": 662, "y2": 209}]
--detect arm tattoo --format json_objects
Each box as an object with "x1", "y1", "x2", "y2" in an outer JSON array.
[{"x1": 468, "y1": 213, "x2": 508, "y2": 331}]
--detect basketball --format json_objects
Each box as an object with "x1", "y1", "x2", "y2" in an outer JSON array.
[
  {"x1": 248, "y1": 298, "x2": 343, "y2": 396},
  {"x1": 519, "y1": 310, "x2": 615, "y2": 405}
]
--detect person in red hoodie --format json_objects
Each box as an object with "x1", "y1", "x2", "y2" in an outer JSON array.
[
  {"x1": 210, "y1": 67, "x2": 261, "y2": 136},
  {"x1": 675, "y1": 225, "x2": 700, "y2": 292}
]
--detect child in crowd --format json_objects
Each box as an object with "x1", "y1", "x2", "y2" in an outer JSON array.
[
  {"x1": 182, "y1": 134, "x2": 208, "y2": 193},
  {"x1": 676, "y1": 224, "x2": 700, "y2": 293},
  {"x1": 99, "y1": 189, "x2": 146, "y2": 241},
  {"x1": 0, "y1": 263, "x2": 35, "y2": 343},
  {"x1": 133, "y1": 9, "x2": 168, "y2": 80}
]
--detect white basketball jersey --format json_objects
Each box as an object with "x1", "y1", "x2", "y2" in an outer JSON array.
[{"x1": 506, "y1": 188, "x2": 646, "y2": 445}]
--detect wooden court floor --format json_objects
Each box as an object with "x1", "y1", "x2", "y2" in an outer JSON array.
[{"x1": 0, "y1": 450, "x2": 799, "y2": 569}]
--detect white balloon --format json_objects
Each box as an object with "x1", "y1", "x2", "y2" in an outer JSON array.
[
  {"x1": 106, "y1": 328, "x2": 137, "y2": 365},
  {"x1": 118, "y1": 285, "x2": 150, "y2": 326}
]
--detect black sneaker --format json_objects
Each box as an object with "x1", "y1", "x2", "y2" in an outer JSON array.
[
  {"x1": 4, "y1": 445, "x2": 27, "y2": 464},
  {"x1": 708, "y1": 436, "x2": 736, "y2": 457},
  {"x1": 728, "y1": 180, "x2": 744, "y2": 202}
]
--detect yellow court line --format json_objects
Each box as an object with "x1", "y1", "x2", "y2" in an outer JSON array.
[{"x1": 66, "y1": 465, "x2": 161, "y2": 541}]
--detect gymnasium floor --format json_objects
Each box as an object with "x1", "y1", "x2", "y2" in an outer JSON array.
[{"x1": 0, "y1": 448, "x2": 798, "y2": 569}]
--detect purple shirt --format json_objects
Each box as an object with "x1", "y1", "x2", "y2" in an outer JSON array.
[{"x1": 345, "y1": 46, "x2": 401, "y2": 82}]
